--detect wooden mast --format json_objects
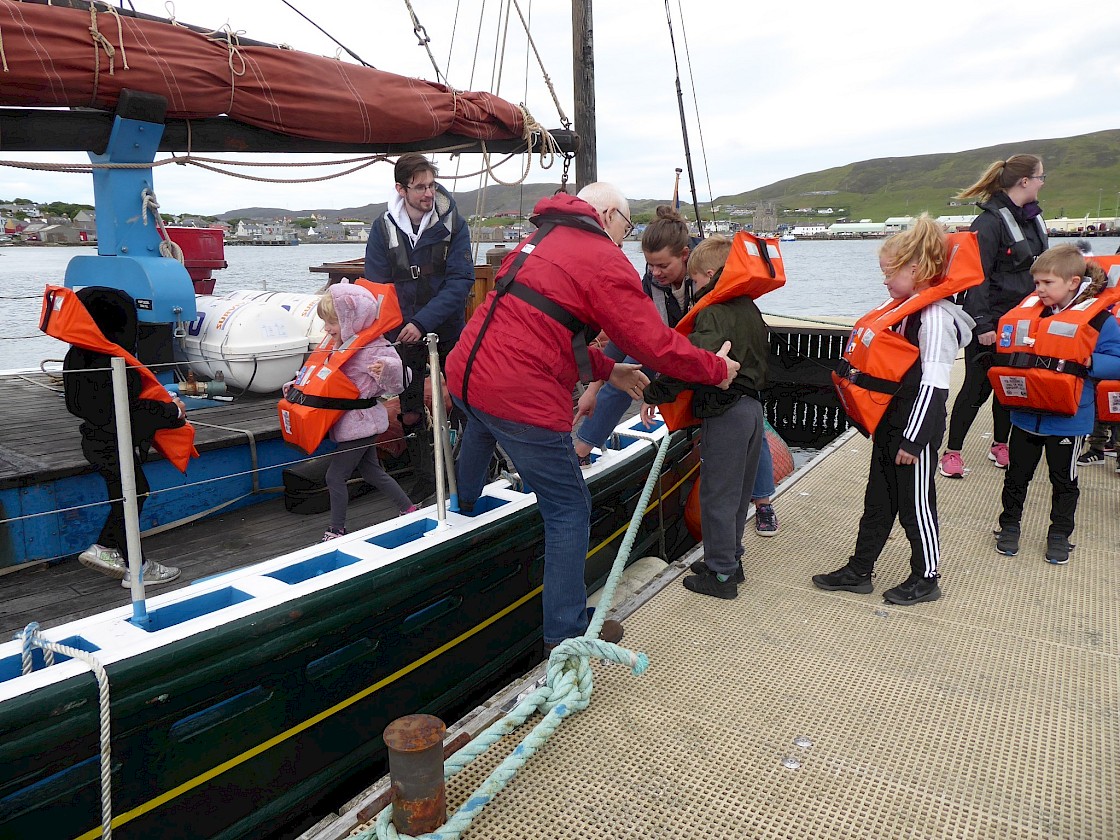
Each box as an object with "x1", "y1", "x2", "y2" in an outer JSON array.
[{"x1": 572, "y1": 0, "x2": 596, "y2": 190}]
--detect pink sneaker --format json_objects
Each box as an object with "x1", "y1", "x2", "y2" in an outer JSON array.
[
  {"x1": 988, "y1": 442, "x2": 1009, "y2": 469},
  {"x1": 938, "y1": 451, "x2": 964, "y2": 478},
  {"x1": 400, "y1": 504, "x2": 419, "y2": 515}
]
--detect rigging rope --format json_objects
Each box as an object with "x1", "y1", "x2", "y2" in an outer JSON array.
[
  {"x1": 362, "y1": 434, "x2": 672, "y2": 840},
  {"x1": 402, "y1": 0, "x2": 453, "y2": 87},
  {"x1": 676, "y1": 0, "x2": 714, "y2": 208}
]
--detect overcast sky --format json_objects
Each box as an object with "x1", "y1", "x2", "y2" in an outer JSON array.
[{"x1": 3, "y1": 0, "x2": 1118, "y2": 215}]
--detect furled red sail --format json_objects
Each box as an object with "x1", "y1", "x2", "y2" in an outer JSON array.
[{"x1": 0, "y1": 1, "x2": 525, "y2": 143}]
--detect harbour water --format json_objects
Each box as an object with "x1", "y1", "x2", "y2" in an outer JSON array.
[{"x1": 3, "y1": 236, "x2": 1119, "y2": 372}]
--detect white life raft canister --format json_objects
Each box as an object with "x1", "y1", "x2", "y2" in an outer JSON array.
[{"x1": 181, "y1": 296, "x2": 309, "y2": 393}]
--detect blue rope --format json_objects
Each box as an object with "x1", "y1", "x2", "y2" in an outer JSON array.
[{"x1": 364, "y1": 434, "x2": 674, "y2": 840}]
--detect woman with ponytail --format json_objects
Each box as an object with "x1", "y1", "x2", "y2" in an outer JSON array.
[{"x1": 939, "y1": 154, "x2": 1049, "y2": 478}]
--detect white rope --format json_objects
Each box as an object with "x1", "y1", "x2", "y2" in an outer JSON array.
[
  {"x1": 20, "y1": 624, "x2": 115, "y2": 840},
  {"x1": 141, "y1": 189, "x2": 186, "y2": 263}
]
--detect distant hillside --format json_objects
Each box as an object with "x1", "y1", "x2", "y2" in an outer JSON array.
[
  {"x1": 219, "y1": 183, "x2": 565, "y2": 223},
  {"x1": 217, "y1": 128, "x2": 1120, "y2": 223},
  {"x1": 718, "y1": 128, "x2": 1120, "y2": 221}
]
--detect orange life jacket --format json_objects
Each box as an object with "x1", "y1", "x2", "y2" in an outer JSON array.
[
  {"x1": 1096, "y1": 308, "x2": 1120, "y2": 422},
  {"x1": 831, "y1": 231, "x2": 984, "y2": 437},
  {"x1": 988, "y1": 265, "x2": 1120, "y2": 417},
  {"x1": 277, "y1": 280, "x2": 403, "y2": 454},
  {"x1": 657, "y1": 232, "x2": 786, "y2": 432},
  {"x1": 39, "y1": 285, "x2": 198, "y2": 473},
  {"x1": 1089, "y1": 257, "x2": 1120, "y2": 422}
]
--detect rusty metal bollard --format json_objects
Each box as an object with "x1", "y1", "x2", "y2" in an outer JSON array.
[{"x1": 383, "y1": 714, "x2": 447, "y2": 834}]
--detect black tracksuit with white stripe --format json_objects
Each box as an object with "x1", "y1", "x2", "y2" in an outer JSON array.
[{"x1": 849, "y1": 301, "x2": 972, "y2": 580}]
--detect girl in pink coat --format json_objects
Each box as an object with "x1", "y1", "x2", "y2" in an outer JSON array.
[{"x1": 305, "y1": 283, "x2": 416, "y2": 540}]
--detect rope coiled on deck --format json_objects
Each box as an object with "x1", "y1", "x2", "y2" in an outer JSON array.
[{"x1": 362, "y1": 434, "x2": 672, "y2": 840}]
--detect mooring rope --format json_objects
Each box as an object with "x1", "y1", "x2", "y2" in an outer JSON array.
[
  {"x1": 362, "y1": 434, "x2": 673, "y2": 840},
  {"x1": 20, "y1": 623, "x2": 116, "y2": 840}
]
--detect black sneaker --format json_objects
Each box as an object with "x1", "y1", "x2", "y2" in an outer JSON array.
[
  {"x1": 994, "y1": 526, "x2": 1020, "y2": 557},
  {"x1": 688, "y1": 558, "x2": 745, "y2": 583},
  {"x1": 811, "y1": 564, "x2": 873, "y2": 594},
  {"x1": 1077, "y1": 449, "x2": 1106, "y2": 466},
  {"x1": 1045, "y1": 535, "x2": 1074, "y2": 565},
  {"x1": 682, "y1": 572, "x2": 738, "y2": 599},
  {"x1": 883, "y1": 574, "x2": 941, "y2": 605}
]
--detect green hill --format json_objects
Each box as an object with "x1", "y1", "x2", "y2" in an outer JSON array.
[{"x1": 716, "y1": 128, "x2": 1120, "y2": 222}]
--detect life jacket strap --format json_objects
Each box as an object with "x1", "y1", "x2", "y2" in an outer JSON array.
[
  {"x1": 835, "y1": 359, "x2": 902, "y2": 396},
  {"x1": 998, "y1": 352, "x2": 1090, "y2": 378},
  {"x1": 286, "y1": 390, "x2": 379, "y2": 410}
]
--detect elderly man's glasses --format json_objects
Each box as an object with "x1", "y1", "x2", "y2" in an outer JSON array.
[{"x1": 615, "y1": 208, "x2": 634, "y2": 237}]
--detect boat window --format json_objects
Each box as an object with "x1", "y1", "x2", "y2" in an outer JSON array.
[
  {"x1": 170, "y1": 686, "x2": 275, "y2": 742},
  {"x1": 400, "y1": 596, "x2": 463, "y2": 634},
  {"x1": 306, "y1": 637, "x2": 380, "y2": 683}
]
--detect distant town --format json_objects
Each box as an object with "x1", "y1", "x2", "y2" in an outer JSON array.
[{"x1": 2, "y1": 198, "x2": 1117, "y2": 247}]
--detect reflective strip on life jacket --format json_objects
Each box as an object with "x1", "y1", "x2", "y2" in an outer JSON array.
[
  {"x1": 995, "y1": 206, "x2": 1048, "y2": 268},
  {"x1": 831, "y1": 231, "x2": 984, "y2": 437},
  {"x1": 658, "y1": 231, "x2": 786, "y2": 432},
  {"x1": 39, "y1": 285, "x2": 198, "y2": 473},
  {"x1": 277, "y1": 280, "x2": 403, "y2": 455},
  {"x1": 987, "y1": 293, "x2": 1113, "y2": 417}
]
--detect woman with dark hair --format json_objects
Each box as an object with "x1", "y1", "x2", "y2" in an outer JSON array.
[
  {"x1": 938, "y1": 154, "x2": 1048, "y2": 479},
  {"x1": 573, "y1": 205, "x2": 696, "y2": 469}
]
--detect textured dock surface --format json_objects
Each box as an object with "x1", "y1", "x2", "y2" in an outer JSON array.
[{"x1": 342, "y1": 363, "x2": 1118, "y2": 840}]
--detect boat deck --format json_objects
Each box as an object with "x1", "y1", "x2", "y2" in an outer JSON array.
[
  {"x1": 0, "y1": 373, "x2": 285, "y2": 488},
  {"x1": 0, "y1": 451, "x2": 402, "y2": 638},
  {"x1": 324, "y1": 364, "x2": 1118, "y2": 840}
]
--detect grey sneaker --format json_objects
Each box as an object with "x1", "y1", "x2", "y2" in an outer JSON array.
[
  {"x1": 994, "y1": 526, "x2": 1020, "y2": 557},
  {"x1": 78, "y1": 544, "x2": 127, "y2": 579},
  {"x1": 121, "y1": 560, "x2": 181, "y2": 588},
  {"x1": 1044, "y1": 535, "x2": 1073, "y2": 566}
]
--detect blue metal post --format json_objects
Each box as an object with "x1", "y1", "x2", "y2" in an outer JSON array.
[{"x1": 63, "y1": 112, "x2": 196, "y2": 382}]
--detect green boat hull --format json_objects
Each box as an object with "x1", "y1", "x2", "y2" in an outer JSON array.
[{"x1": 0, "y1": 428, "x2": 699, "y2": 839}]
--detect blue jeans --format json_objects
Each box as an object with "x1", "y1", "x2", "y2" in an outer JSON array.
[
  {"x1": 575, "y1": 356, "x2": 651, "y2": 451},
  {"x1": 753, "y1": 433, "x2": 775, "y2": 501},
  {"x1": 453, "y1": 398, "x2": 592, "y2": 645}
]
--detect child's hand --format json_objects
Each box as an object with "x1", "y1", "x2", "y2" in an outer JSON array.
[
  {"x1": 640, "y1": 403, "x2": 658, "y2": 428},
  {"x1": 369, "y1": 361, "x2": 385, "y2": 379},
  {"x1": 895, "y1": 448, "x2": 918, "y2": 466}
]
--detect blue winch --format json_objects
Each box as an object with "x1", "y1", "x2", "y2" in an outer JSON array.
[{"x1": 63, "y1": 90, "x2": 197, "y2": 383}]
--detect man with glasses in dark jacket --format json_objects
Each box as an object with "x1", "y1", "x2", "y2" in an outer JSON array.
[{"x1": 365, "y1": 153, "x2": 474, "y2": 502}]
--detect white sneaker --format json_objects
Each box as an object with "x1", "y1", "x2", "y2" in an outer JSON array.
[
  {"x1": 78, "y1": 544, "x2": 127, "y2": 579},
  {"x1": 121, "y1": 560, "x2": 181, "y2": 588}
]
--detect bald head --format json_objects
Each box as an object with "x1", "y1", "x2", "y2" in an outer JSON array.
[{"x1": 576, "y1": 182, "x2": 631, "y2": 245}]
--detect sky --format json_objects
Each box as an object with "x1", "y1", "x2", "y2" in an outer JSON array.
[{"x1": 2, "y1": 0, "x2": 1118, "y2": 216}]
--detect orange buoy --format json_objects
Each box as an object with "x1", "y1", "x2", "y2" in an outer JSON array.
[{"x1": 684, "y1": 420, "x2": 793, "y2": 542}]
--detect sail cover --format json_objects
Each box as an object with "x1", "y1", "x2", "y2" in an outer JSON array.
[{"x1": 0, "y1": 1, "x2": 525, "y2": 144}]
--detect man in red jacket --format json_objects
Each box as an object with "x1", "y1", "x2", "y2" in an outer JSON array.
[{"x1": 445, "y1": 183, "x2": 738, "y2": 648}]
